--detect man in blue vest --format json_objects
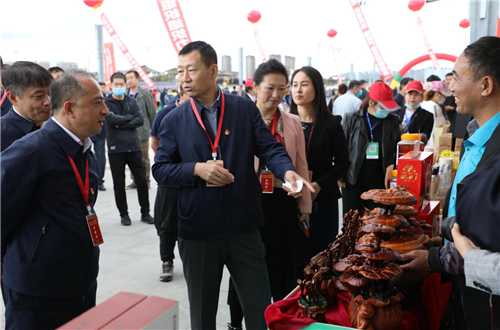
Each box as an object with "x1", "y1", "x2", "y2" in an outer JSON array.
[{"x1": 153, "y1": 41, "x2": 313, "y2": 330}]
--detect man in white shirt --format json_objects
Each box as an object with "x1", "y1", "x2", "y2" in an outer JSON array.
[{"x1": 333, "y1": 80, "x2": 362, "y2": 118}]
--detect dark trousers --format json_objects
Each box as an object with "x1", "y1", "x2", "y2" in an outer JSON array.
[
  {"x1": 3, "y1": 283, "x2": 96, "y2": 330},
  {"x1": 179, "y1": 231, "x2": 271, "y2": 330},
  {"x1": 91, "y1": 136, "x2": 106, "y2": 185},
  {"x1": 154, "y1": 186, "x2": 179, "y2": 262},
  {"x1": 295, "y1": 199, "x2": 339, "y2": 277},
  {"x1": 342, "y1": 164, "x2": 385, "y2": 216},
  {"x1": 108, "y1": 152, "x2": 149, "y2": 217}
]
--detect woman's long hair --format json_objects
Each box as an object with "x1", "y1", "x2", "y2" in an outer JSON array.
[{"x1": 290, "y1": 66, "x2": 331, "y2": 130}]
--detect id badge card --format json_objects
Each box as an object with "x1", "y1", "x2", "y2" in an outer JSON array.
[
  {"x1": 308, "y1": 170, "x2": 313, "y2": 182},
  {"x1": 86, "y1": 213, "x2": 104, "y2": 247},
  {"x1": 366, "y1": 142, "x2": 379, "y2": 159},
  {"x1": 206, "y1": 160, "x2": 224, "y2": 187},
  {"x1": 260, "y1": 170, "x2": 274, "y2": 194}
]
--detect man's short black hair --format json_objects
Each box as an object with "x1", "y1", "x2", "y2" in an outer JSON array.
[
  {"x1": 400, "y1": 77, "x2": 414, "y2": 87},
  {"x1": 48, "y1": 66, "x2": 65, "y2": 74},
  {"x1": 110, "y1": 72, "x2": 126, "y2": 83},
  {"x1": 179, "y1": 41, "x2": 217, "y2": 68},
  {"x1": 98, "y1": 81, "x2": 106, "y2": 86},
  {"x1": 253, "y1": 59, "x2": 289, "y2": 86},
  {"x1": 445, "y1": 72, "x2": 453, "y2": 77},
  {"x1": 426, "y1": 74, "x2": 441, "y2": 82},
  {"x1": 50, "y1": 71, "x2": 94, "y2": 115},
  {"x1": 348, "y1": 80, "x2": 361, "y2": 90},
  {"x1": 360, "y1": 79, "x2": 367, "y2": 85},
  {"x1": 126, "y1": 70, "x2": 140, "y2": 79},
  {"x1": 3, "y1": 61, "x2": 53, "y2": 98},
  {"x1": 464, "y1": 36, "x2": 500, "y2": 84}
]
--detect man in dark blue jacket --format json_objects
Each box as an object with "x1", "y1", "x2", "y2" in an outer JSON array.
[
  {"x1": 0, "y1": 61, "x2": 53, "y2": 151},
  {"x1": 1, "y1": 72, "x2": 108, "y2": 330},
  {"x1": 105, "y1": 72, "x2": 153, "y2": 226},
  {"x1": 152, "y1": 41, "x2": 313, "y2": 330}
]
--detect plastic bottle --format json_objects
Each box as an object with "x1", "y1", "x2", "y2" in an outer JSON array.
[
  {"x1": 430, "y1": 165, "x2": 440, "y2": 198},
  {"x1": 389, "y1": 170, "x2": 398, "y2": 188},
  {"x1": 396, "y1": 134, "x2": 425, "y2": 165}
]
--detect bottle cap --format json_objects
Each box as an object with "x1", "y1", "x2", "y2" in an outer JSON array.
[
  {"x1": 401, "y1": 133, "x2": 423, "y2": 141},
  {"x1": 391, "y1": 170, "x2": 398, "y2": 177}
]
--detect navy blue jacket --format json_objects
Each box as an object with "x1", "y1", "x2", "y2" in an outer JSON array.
[
  {"x1": 1, "y1": 108, "x2": 39, "y2": 151},
  {"x1": 152, "y1": 93, "x2": 295, "y2": 240},
  {"x1": 1, "y1": 118, "x2": 100, "y2": 298},
  {"x1": 1, "y1": 88, "x2": 12, "y2": 117}
]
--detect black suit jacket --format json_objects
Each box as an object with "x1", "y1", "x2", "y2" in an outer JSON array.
[
  {"x1": 1, "y1": 108, "x2": 38, "y2": 151},
  {"x1": 395, "y1": 106, "x2": 434, "y2": 142},
  {"x1": 307, "y1": 114, "x2": 350, "y2": 201}
]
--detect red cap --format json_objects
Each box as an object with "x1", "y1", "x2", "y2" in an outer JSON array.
[
  {"x1": 369, "y1": 82, "x2": 400, "y2": 111},
  {"x1": 406, "y1": 80, "x2": 424, "y2": 93},
  {"x1": 244, "y1": 78, "x2": 254, "y2": 88}
]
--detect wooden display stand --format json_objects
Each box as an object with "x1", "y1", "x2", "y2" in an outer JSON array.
[{"x1": 57, "y1": 292, "x2": 178, "y2": 330}]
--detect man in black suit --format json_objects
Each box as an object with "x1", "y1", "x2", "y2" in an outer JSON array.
[
  {"x1": 2, "y1": 71, "x2": 108, "y2": 330},
  {"x1": 0, "y1": 61, "x2": 53, "y2": 151},
  {"x1": 243, "y1": 78, "x2": 256, "y2": 101}
]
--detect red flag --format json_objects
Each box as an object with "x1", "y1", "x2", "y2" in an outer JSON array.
[
  {"x1": 156, "y1": 0, "x2": 192, "y2": 54},
  {"x1": 100, "y1": 14, "x2": 157, "y2": 90},
  {"x1": 103, "y1": 43, "x2": 116, "y2": 89}
]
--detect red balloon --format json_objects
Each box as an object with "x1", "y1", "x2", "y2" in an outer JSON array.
[
  {"x1": 327, "y1": 29, "x2": 338, "y2": 38},
  {"x1": 84, "y1": 0, "x2": 103, "y2": 9},
  {"x1": 247, "y1": 10, "x2": 261, "y2": 24},
  {"x1": 408, "y1": 0, "x2": 425, "y2": 12},
  {"x1": 459, "y1": 18, "x2": 470, "y2": 29}
]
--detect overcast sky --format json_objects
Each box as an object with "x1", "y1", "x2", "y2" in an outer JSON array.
[{"x1": 1, "y1": 0, "x2": 470, "y2": 78}]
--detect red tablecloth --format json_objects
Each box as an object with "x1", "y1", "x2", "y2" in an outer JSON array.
[{"x1": 265, "y1": 273, "x2": 452, "y2": 330}]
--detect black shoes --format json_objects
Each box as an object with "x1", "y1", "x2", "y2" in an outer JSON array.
[
  {"x1": 120, "y1": 214, "x2": 131, "y2": 226},
  {"x1": 141, "y1": 214, "x2": 154, "y2": 225},
  {"x1": 159, "y1": 261, "x2": 174, "y2": 282},
  {"x1": 98, "y1": 183, "x2": 106, "y2": 191}
]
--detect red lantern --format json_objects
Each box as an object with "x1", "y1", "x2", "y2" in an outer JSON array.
[
  {"x1": 247, "y1": 10, "x2": 261, "y2": 24},
  {"x1": 459, "y1": 18, "x2": 470, "y2": 29},
  {"x1": 408, "y1": 0, "x2": 425, "y2": 12},
  {"x1": 327, "y1": 29, "x2": 338, "y2": 38},
  {"x1": 84, "y1": 0, "x2": 103, "y2": 9}
]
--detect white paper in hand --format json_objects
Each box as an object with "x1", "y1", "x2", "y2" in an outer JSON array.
[{"x1": 282, "y1": 180, "x2": 303, "y2": 193}]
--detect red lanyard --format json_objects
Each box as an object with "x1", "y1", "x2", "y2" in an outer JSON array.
[
  {"x1": 190, "y1": 92, "x2": 225, "y2": 161},
  {"x1": 0, "y1": 90, "x2": 6, "y2": 107},
  {"x1": 306, "y1": 125, "x2": 315, "y2": 159},
  {"x1": 270, "y1": 108, "x2": 278, "y2": 136},
  {"x1": 66, "y1": 154, "x2": 92, "y2": 215}
]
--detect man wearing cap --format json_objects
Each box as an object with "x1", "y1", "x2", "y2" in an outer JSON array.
[
  {"x1": 341, "y1": 81, "x2": 401, "y2": 214},
  {"x1": 243, "y1": 78, "x2": 256, "y2": 101},
  {"x1": 333, "y1": 80, "x2": 362, "y2": 119},
  {"x1": 399, "y1": 36, "x2": 500, "y2": 330},
  {"x1": 394, "y1": 80, "x2": 434, "y2": 144}
]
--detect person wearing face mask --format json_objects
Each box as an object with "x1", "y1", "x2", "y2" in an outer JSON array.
[
  {"x1": 395, "y1": 80, "x2": 434, "y2": 145},
  {"x1": 340, "y1": 81, "x2": 401, "y2": 215},
  {"x1": 421, "y1": 81, "x2": 451, "y2": 146},
  {"x1": 104, "y1": 72, "x2": 154, "y2": 226}
]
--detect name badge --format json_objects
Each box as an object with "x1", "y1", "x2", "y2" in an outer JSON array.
[
  {"x1": 206, "y1": 160, "x2": 224, "y2": 187},
  {"x1": 366, "y1": 142, "x2": 379, "y2": 159},
  {"x1": 260, "y1": 170, "x2": 274, "y2": 194},
  {"x1": 86, "y1": 213, "x2": 104, "y2": 247}
]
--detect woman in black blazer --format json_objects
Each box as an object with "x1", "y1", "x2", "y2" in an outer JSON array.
[{"x1": 290, "y1": 66, "x2": 350, "y2": 276}]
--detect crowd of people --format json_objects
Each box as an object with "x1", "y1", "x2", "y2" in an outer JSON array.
[{"x1": 1, "y1": 36, "x2": 500, "y2": 330}]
